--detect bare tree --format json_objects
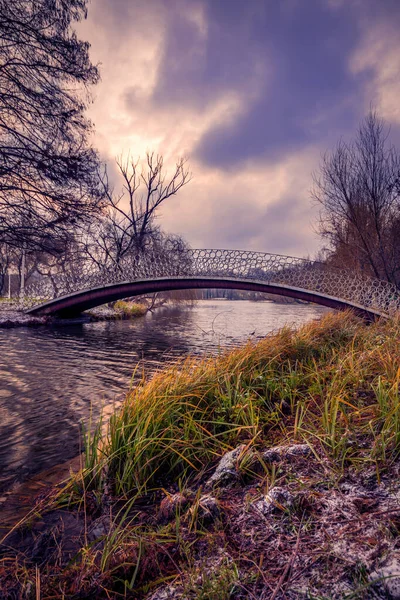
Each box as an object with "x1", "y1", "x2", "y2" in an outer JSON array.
[
  {"x1": 0, "y1": 0, "x2": 104, "y2": 252},
  {"x1": 32, "y1": 231, "x2": 88, "y2": 295},
  {"x1": 127, "y1": 232, "x2": 196, "y2": 309},
  {"x1": 85, "y1": 152, "x2": 191, "y2": 269},
  {"x1": 20, "y1": 153, "x2": 192, "y2": 298},
  {"x1": 312, "y1": 112, "x2": 400, "y2": 285},
  {"x1": 0, "y1": 232, "x2": 84, "y2": 297}
]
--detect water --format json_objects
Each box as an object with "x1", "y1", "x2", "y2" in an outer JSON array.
[{"x1": 0, "y1": 300, "x2": 328, "y2": 494}]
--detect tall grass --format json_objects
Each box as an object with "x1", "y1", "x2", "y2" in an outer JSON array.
[
  {"x1": 114, "y1": 300, "x2": 147, "y2": 318},
  {"x1": 101, "y1": 355, "x2": 265, "y2": 495},
  {"x1": 81, "y1": 310, "x2": 400, "y2": 497},
  {"x1": 4, "y1": 310, "x2": 400, "y2": 599}
]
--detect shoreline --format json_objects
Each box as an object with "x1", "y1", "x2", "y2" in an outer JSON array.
[
  {"x1": 0, "y1": 300, "x2": 148, "y2": 328},
  {"x1": 2, "y1": 312, "x2": 400, "y2": 598}
]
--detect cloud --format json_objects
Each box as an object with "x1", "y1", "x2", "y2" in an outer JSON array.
[
  {"x1": 350, "y1": 22, "x2": 400, "y2": 125},
  {"x1": 78, "y1": 0, "x2": 254, "y2": 163},
  {"x1": 159, "y1": 147, "x2": 322, "y2": 257},
  {"x1": 75, "y1": 0, "x2": 400, "y2": 259},
  {"x1": 189, "y1": 0, "x2": 363, "y2": 167}
]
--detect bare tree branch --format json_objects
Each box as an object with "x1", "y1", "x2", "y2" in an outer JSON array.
[
  {"x1": 312, "y1": 111, "x2": 400, "y2": 286},
  {"x1": 92, "y1": 152, "x2": 191, "y2": 268},
  {"x1": 0, "y1": 0, "x2": 104, "y2": 252}
]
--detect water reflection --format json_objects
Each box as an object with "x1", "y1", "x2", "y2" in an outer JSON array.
[{"x1": 0, "y1": 300, "x2": 328, "y2": 493}]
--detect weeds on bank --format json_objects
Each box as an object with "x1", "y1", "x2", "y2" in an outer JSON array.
[
  {"x1": 83, "y1": 310, "x2": 400, "y2": 498},
  {"x1": 3, "y1": 310, "x2": 400, "y2": 598},
  {"x1": 114, "y1": 300, "x2": 147, "y2": 318}
]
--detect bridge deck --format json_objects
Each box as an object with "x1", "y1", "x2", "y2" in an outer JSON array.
[{"x1": 24, "y1": 249, "x2": 400, "y2": 319}]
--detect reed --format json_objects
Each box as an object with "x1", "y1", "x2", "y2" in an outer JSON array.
[{"x1": 114, "y1": 300, "x2": 147, "y2": 318}]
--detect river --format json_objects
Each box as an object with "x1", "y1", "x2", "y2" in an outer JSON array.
[{"x1": 0, "y1": 300, "x2": 328, "y2": 496}]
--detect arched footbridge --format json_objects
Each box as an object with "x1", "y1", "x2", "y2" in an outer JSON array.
[{"x1": 25, "y1": 249, "x2": 400, "y2": 320}]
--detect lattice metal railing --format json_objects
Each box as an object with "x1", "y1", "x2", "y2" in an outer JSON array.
[{"x1": 25, "y1": 249, "x2": 400, "y2": 315}]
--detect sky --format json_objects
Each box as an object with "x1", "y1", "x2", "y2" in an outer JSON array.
[{"x1": 78, "y1": 0, "x2": 400, "y2": 258}]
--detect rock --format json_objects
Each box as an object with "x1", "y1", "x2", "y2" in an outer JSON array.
[
  {"x1": 205, "y1": 445, "x2": 246, "y2": 489},
  {"x1": 285, "y1": 443, "x2": 312, "y2": 458},
  {"x1": 205, "y1": 444, "x2": 313, "y2": 486},
  {"x1": 0, "y1": 307, "x2": 47, "y2": 328},
  {"x1": 261, "y1": 448, "x2": 282, "y2": 463},
  {"x1": 87, "y1": 514, "x2": 112, "y2": 542},
  {"x1": 370, "y1": 557, "x2": 400, "y2": 599},
  {"x1": 279, "y1": 400, "x2": 291, "y2": 414},
  {"x1": 187, "y1": 494, "x2": 220, "y2": 526},
  {"x1": 158, "y1": 493, "x2": 188, "y2": 522},
  {"x1": 147, "y1": 585, "x2": 184, "y2": 599},
  {"x1": 262, "y1": 443, "x2": 311, "y2": 464},
  {"x1": 253, "y1": 486, "x2": 294, "y2": 515},
  {"x1": 30, "y1": 529, "x2": 57, "y2": 561},
  {"x1": 196, "y1": 494, "x2": 220, "y2": 523}
]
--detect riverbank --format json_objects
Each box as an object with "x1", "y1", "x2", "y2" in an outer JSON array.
[
  {"x1": 0, "y1": 301, "x2": 48, "y2": 327},
  {"x1": 1, "y1": 311, "x2": 400, "y2": 598},
  {"x1": 0, "y1": 299, "x2": 147, "y2": 328}
]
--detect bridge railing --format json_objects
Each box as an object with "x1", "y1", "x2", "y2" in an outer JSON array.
[{"x1": 24, "y1": 248, "x2": 400, "y2": 316}]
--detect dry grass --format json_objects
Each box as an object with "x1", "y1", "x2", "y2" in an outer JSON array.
[
  {"x1": 83, "y1": 310, "x2": 400, "y2": 497},
  {"x1": 113, "y1": 300, "x2": 147, "y2": 318},
  {"x1": 2, "y1": 310, "x2": 400, "y2": 598}
]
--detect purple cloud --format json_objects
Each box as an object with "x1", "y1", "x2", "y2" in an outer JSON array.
[{"x1": 81, "y1": 0, "x2": 400, "y2": 256}]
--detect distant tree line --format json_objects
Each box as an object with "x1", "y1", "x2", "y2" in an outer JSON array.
[{"x1": 200, "y1": 289, "x2": 304, "y2": 303}]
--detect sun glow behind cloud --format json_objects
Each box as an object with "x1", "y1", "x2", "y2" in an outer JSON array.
[{"x1": 78, "y1": 0, "x2": 400, "y2": 257}]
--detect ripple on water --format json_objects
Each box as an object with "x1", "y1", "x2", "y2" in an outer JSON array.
[{"x1": 0, "y1": 300, "x2": 329, "y2": 495}]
